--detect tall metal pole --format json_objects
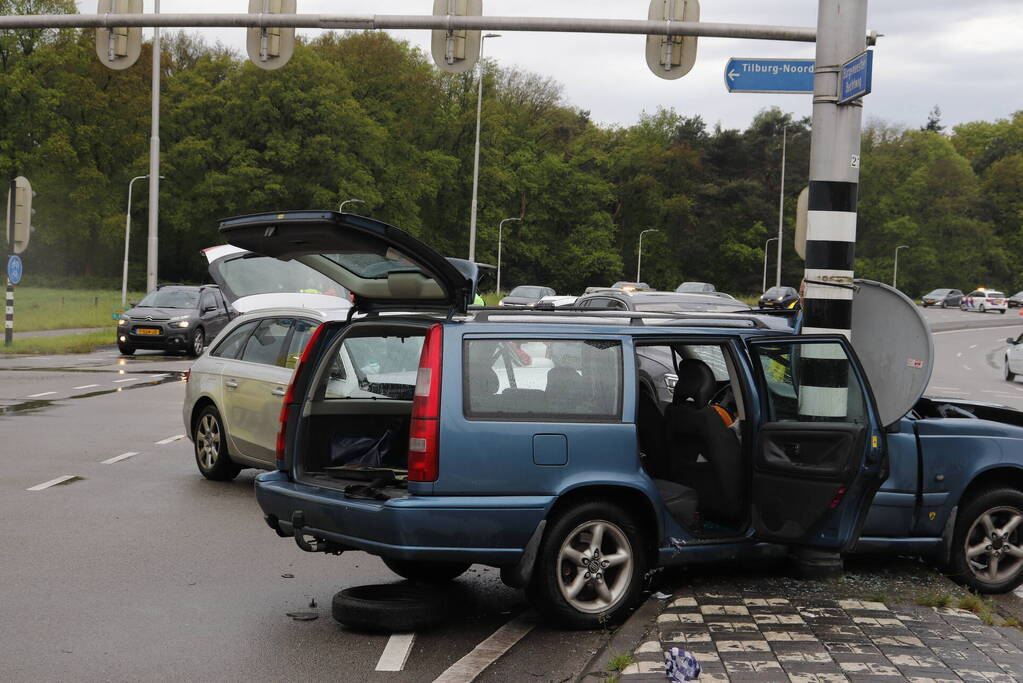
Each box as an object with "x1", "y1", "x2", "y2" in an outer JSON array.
[
  {"x1": 636, "y1": 229, "x2": 659, "y2": 282},
  {"x1": 467, "y1": 33, "x2": 500, "y2": 262},
  {"x1": 145, "y1": 0, "x2": 161, "y2": 293},
  {"x1": 776, "y1": 126, "x2": 786, "y2": 288},
  {"x1": 763, "y1": 236, "x2": 779, "y2": 294},
  {"x1": 893, "y1": 245, "x2": 908, "y2": 289},
  {"x1": 496, "y1": 217, "x2": 520, "y2": 295},
  {"x1": 5, "y1": 177, "x2": 14, "y2": 347},
  {"x1": 122, "y1": 174, "x2": 148, "y2": 307}
]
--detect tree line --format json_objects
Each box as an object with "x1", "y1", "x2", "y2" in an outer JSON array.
[{"x1": 2, "y1": 11, "x2": 1021, "y2": 297}]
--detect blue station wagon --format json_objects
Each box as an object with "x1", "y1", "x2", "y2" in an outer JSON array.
[{"x1": 216, "y1": 211, "x2": 1023, "y2": 628}]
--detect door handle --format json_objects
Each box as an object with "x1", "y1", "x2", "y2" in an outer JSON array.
[
  {"x1": 224, "y1": 379, "x2": 239, "y2": 390},
  {"x1": 271, "y1": 387, "x2": 286, "y2": 397}
]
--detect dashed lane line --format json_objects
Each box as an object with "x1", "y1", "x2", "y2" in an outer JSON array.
[
  {"x1": 27, "y1": 391, "x2": 56, "y2": 398},
  {"x1": 963, "y1": 365, "x2": 973, "y2": 371},
  {"x1": 113, "y1": 377, "x2": 143, "y2": 383},
  {"x1": 73, "y1": 384, "x2": 100, "y2": 390},
  {"x1": 26, "y1": 475, "x2": 80, "y2": 491},
  {"x1": 155, "y1": 434, "x2": 185, "y2": 445},
  {"x1": 432, "y1": 614, "x2": 535, "y2": 683},
  {"x1": 101, "y1": 452, "x2": 140, "y2": 465},
  {"x1": 375, "y1": 633, "x2": 415, "y2": 672}
]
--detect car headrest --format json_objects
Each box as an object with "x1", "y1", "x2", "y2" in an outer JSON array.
[{"x1": 671, "y1": 359, "x2": 716, "y2": 407}]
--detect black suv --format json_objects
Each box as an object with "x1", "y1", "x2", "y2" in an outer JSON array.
[{"x1": 117, "y1": 284, "x2": 232, "y2": 356}]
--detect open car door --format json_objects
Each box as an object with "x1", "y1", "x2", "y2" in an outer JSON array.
[
  {"x1": 746, "y1": 336, "x2": 888, "y2": 551},
  {"x1": 217, "y1": 211, "x2": 476, "y2": 315}
]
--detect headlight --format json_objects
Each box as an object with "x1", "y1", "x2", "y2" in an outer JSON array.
[
  {"x1": 118, "y1": 317, "x2": 128, "y2": 326},
  {"x1": 172, "y1": 321, "x2": 190, "y2": 328}
]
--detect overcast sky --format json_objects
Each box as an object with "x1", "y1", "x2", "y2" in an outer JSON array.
[{"x1": 79, "y1": 0, "x2": 1023, "y2": 131}]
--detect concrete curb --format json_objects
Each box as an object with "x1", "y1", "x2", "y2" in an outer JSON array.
[{"x1": 575, "y1": 594, "x2": 665, "y2": 682}]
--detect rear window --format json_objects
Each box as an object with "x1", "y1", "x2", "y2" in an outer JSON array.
[
  {"x1": 320, "y1": 331, "x2": 424, "y2": 400},
  {"x1": 463, "y1": 338, "x2": 623, "y2": 422},
  {"x1": 216, "y1": 255, "x2": 349, "y2": 298}
]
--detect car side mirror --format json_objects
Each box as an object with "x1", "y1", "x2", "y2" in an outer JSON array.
[
  {"x1": 129, "y1": 301, "x2": 138, "y2": 307},
  {"x1": 1008, "y1": 337, "x2": 1016, "y2": 345}
]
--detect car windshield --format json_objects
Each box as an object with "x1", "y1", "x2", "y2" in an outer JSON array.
[
  {"x1": 137, "y1": 289, "x2": 199, "y2": 308},
  {"x1": 763, "y1": 287, "x2": 787, "y2": 297},
  {"x1": 509, "y1": 286, "x2": 543, "y2": 298},
  {"x1": 217, "y1": 255, "x2": 349, "y2": 298},
  {"x1": 676, "y1": 282, "x2": 711, "y2": 293},
  {"x1": 925, "y1": 289, "x2": 951, "y2": 297}
]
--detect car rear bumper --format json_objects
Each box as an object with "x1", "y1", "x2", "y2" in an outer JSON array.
[{"x1": 255, "y1": 471, "x2": 549, "y2": 564}]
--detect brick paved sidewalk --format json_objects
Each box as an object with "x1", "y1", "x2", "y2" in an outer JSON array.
[{"x1": 619, "y1": 589, "x2": 1023, "y2": 682}]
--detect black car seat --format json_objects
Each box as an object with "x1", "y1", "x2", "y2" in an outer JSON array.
[
  {"x1": 663, "y1": 359, "x2": 744, "y2": 526},
  {"x1": 545, "y1": 366, "x2": 587, "y2": 413}
]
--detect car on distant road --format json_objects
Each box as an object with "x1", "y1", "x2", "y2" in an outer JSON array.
[
  {"x1": 961, "y1": 289, "x2": 1008, "y2": 314},
  {"x1": 574, "y1": 289, "x2": 752, "y2": 313},
  {"x1": 499, "y1": 285, "x2": 556, "y2": 307},
  {"x1": 117, "y1": 284, "x2": 232, "y2": 357},
  {"x1": 758, "y1": 286, "x2": 800, "y2": 310},
  {"x1": 675, "y1": 282, "x2": 715, "y2": 294},
  {"x1": 1004, "y1": 333, "x2": 1023, "y2": 382},
  {"x1": 920, "y1": 288, "x2": 964, "y2": 308},
  {"x1": 1008, "y1": 291, "x2": 1023, "y2": 308}
]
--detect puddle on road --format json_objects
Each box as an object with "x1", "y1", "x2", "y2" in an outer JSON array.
[{"x1": 0, "y1": 371, "x2": 187, "y2": 417}]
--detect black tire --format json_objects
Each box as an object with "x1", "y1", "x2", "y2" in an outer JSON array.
[
  {"x1": 188, "y1": 327, "x2": 205, "y2": 357},
  {"x1": 1001, "y1": 309, "x2": 1007, "y2": 314},
  {"x1": 192, "y1": 405, "x2": 241, "y2": 481},
  {"x1": 980, "y1": 304, "x2": 987, "y2": 313},
  {"x1": 1006, "y1": 359, "x2": 1016, "y2": 382},
  {"x1": 949, "y1": 487, "x2": 1023, "y2": 594},
  {"x1": 527, "y1": 500, "x2": 648, "y2": 629},
  {"x1": 332, "y1": 584, "x2": 449, "y2": 632},
  {"x1": 382, "y1": 558, "x2": 471, "y2": 584},
  {"x1": 118, "y1": 344, "x2": 135, "y2": 355},
  {"x1": 941, "y1": 301, "x2": 947, "y2": 308}
]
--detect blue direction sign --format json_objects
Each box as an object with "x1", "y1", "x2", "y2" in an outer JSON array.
[
  {"x1": 839, "y1": 50, "x2": 873, "y2": 104},
  {"x1": 725, "y1": 58, "x2": 815, "y2": 94},
  {"x1": 7, "y1": 254, "x2": 23, "y2": 285}
]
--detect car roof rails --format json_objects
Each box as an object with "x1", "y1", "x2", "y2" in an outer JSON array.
[
  {"x1": 467, "y1": 307, "x2": 770, "y2": 329},
  {"x1": 155, "y1": 282, "x2": 189, "y2": 289}
]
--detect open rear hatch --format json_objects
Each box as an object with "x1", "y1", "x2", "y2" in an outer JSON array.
[{"x1": 217, "y1": 211, "x2": 476, "y2": 316}]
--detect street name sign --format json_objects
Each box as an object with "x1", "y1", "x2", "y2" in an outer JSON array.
[
  {"x1": 839, "y1": 50, "x2": 873, "y2": 104},
  {"x1": 725, "y1": 58, "x2": 814, "y2": 94}
]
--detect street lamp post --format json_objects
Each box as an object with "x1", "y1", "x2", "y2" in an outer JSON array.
[
  {"x1": 467, "y1": 33, "x2": 500, "y2": 262},
  {"x1": 146, "y1": 0, "x2": 161, "y2": 293},
  {"x1": 496, "y1": 216, "x2": 521, "y2": 295},
  {"x1": 776, "y1": 125, "x2": 786, "y2": 288},
  {"x1": 338, "y1": 198, "x2": 365, "y2": 213},
  {"x1": 636, "y1": 229, "x2": 660, "y2": 283},
  {"x1": 893, "y1": 245, "x2": 909, "y2": 289},
  {"x1": 763, "y1": 236, "x2": 780, "y2": 294},
  {"x1": 122, "y1": 174, "x2": 162, "y2": 306}
]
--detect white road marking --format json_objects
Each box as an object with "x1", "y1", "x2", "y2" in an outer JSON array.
[
  {"x1": 73, "y1": 384, "x2": 100, "y2": 390},
  {"x1": 101, "y1": 451, "x2": 139, "y2": 464},
  {"x1": 26, "y1": 475, "x2": 79, "y2": 491},
  {"x1": 929, "y1": 386, "x2": 962, "y2": 391},
  {"x1": 113, "y1": 377, "x2": 142, "y2": 383},
  {"x1": 969, "y1": 344, "x2": 978, "y2": 349},
  {"x1": 155, "y1": 434, "x2": 185, "y2": 445},
  {"x1": 432, "y1": 614, "x2": 535, "y2": 683},
  {"x1": 375, "y1": 633, "x2": 415, "y2": 672},
  {"x1": 27, "y1": 391, "x2": 56, "y2": 398},
  {"x1": 963, "y1": 365, "x2": 972, "y2": 371},
  {"x1": 956, "y1": 352, "x2": 962, "y2": 358}
]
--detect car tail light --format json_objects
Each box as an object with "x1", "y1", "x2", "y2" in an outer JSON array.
[
  {"x1": 184, "y1": 369, "x2": 191, "y2": 383},
  {"x1": 828, "y1": 487, "x2": 846, "y2": 509},
  {"x1": 408, "y1": 324, "x2": 443, "y2": 482},
  {"x1": 275, "y1": 324, "x2": 325, "y2": 470}
]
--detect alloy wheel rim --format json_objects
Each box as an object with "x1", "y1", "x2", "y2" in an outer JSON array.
[
  {"x1": 556, "y1": 519, "x2": 634, "y2": 614},
  {"x1": 193, "y1": 330, "x2": 204, "y2": 355},
  {"x1": 964, "y1": 505, "x2": 1023, "y2": 584},
  {"x1": 196, "y1": 414, "x2": 221, "y2": 469}
]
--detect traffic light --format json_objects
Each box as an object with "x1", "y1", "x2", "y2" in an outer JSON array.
[
  {"x1": 96, "y1": 0, "x2": 143, "y2": 71},
  {"x1": 247, "y1": 0, "x2": 297, "y2": 71},
  {"x1": 7, "y1": 176, "x2": 34, "y2": 255},
  {"x1": 431, "y1": 0, "x2": 483, "y2": 74},
  {"x1": 645, "y1": 0, "x2": 699, "y2": 80}
]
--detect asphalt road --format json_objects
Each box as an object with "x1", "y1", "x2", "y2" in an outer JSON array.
[{"x1": 2, "y1": 308, "x2": 1022, "y2": 682}]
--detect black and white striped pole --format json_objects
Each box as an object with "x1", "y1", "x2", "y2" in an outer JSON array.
[
  {"x1": 800, "y1": 0, "x2": 868, "y2": 419},
  {"x1": 5, "y1": 177, "x2": 14, "y2": 347}
]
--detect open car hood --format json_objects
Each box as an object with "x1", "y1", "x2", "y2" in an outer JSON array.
[{"x1": 217, "y1": 211, "x2": 476, "y2": 315}]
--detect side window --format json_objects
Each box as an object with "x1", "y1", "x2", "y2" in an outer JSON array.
[
  {"x1": 607, "y1": 299, "x2": 628, "y2": 310},
  {"x1": 199, "y1": 292, "x2": 216, "y2": 312},
  {"x1": 464, "y1": 338, "x2": 623, "y2": 422},
  {"x1": 321, "y1": 332, "x2": 425, "y2": 400},
  {"x1": 210, "y1": 321, "x2": 257, "y2": 359},
  {"x1": 751, "y1": 341, "x2": 867, "y2": 423},
  {"x1": 284, "y1": 319, "x2": 319, "y2": 369},
  {"x1": 239, "y1": 318, "x2": 291, "y2": 366}
]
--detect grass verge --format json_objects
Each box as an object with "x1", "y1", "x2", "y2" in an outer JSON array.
[
  {"x1": 0, "y1": 329, "x2": 116, "y2": 356},
  {"x1": 9, "y1": 286, "x2": 147, "y2": 331}
]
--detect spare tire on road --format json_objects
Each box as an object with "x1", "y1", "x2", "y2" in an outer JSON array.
[{"x1": 332, "y1": 583, "x2": 450, "y2": 632}]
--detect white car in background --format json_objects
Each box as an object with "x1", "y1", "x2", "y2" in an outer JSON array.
[
  {"x1": 960, "y1": 288, "x2": 1008, "y2": 314},
  {"x1": 1005, "y1": 332, "x2": 1023, "y2": 382}
]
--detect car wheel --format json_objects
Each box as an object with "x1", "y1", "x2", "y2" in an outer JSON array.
[
  {"x1": 381, "y1": 558, "x2": 471, "y2": 584},
  {"x1": 1001, "y1": 309, "x2": 1007, "y2": 314},
  {"x1": 950, "y1": 488, "x2": 1023, "y2": 594},
  {"x1": 941, "y1": 301, "x2": 947, "y2": 308},
  {"x1": 118, "y1": 344, "x2": 135, "y2": 355},
  {"x1": 527, "y1": 500, "x2": 648, "y2": 629},
  {"x1": 332, "y1": 584, "x2": 449, "y2": 632},
  {"x1": 193, "y1": 405, "x2": 241, "y2": 481},
  {"x1": 980, "y1": 304, "x2": 987, "y2": 313},
  {"x1": 188, "y1": 327, "x2": 205, "y2": 357},
  {"x1": 1006, "y1": 358, "x2": 1016, "y2": 381}
]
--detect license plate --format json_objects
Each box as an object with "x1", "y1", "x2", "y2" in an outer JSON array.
[{"x1": 136, "y1": 328, "x2": 161, "y2": 336}]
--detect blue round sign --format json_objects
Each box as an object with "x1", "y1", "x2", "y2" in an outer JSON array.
[{"x1": 7, "y1": 255, "x2": 23, "y2": 285}]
